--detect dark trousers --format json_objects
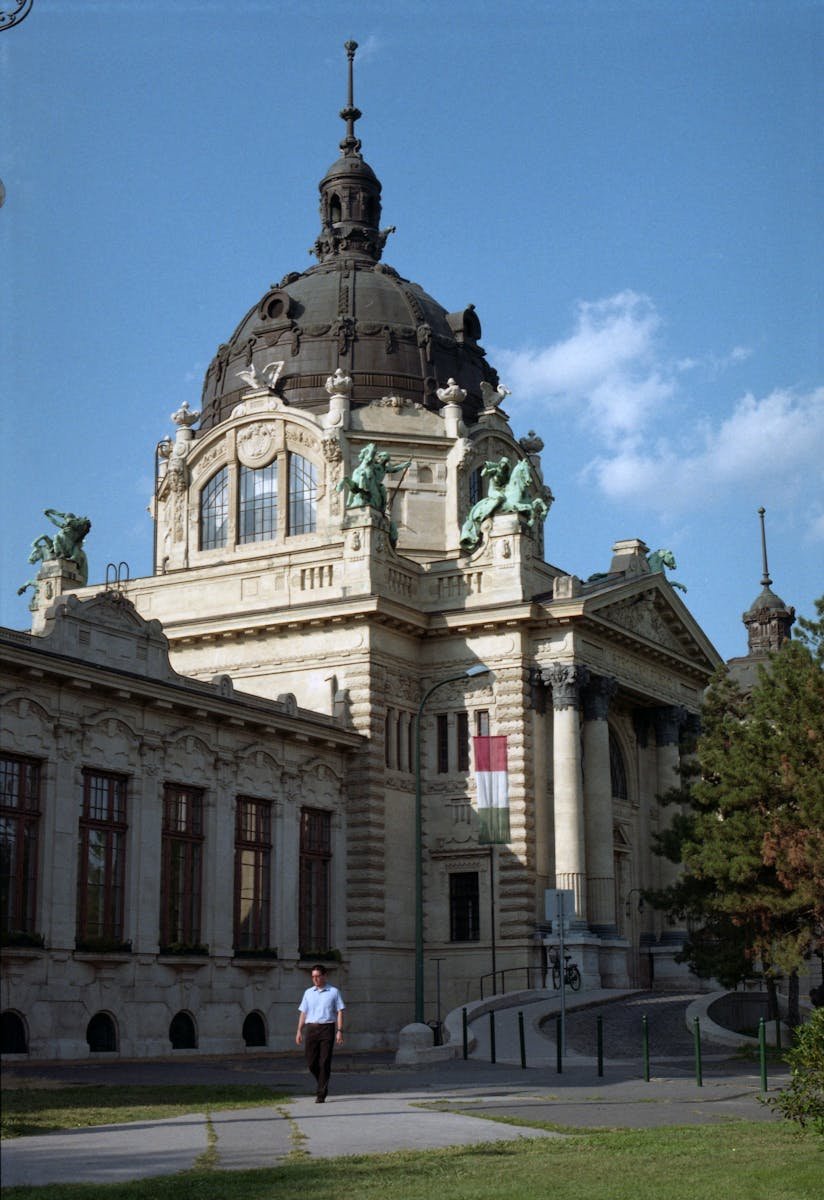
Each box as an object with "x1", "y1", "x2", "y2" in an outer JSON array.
[{"x1": 304, "y1": 1022, "x2": 335, "y2": 1096}]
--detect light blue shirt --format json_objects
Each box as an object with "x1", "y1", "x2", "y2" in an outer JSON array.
[{"x1": 299, "y1": 983, "x2": 345, "y2": 1024}]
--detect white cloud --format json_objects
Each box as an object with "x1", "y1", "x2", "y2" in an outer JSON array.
[
  {"x1": 494, "y1": 291, "x2": 823, "y2": 539},
  {"x1": 589, "y1": 386, "x2": 824, "y2": 517}
]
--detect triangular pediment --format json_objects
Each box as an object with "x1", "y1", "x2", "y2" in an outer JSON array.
[{"x1": 582, "y1": 576, "x2": 721, "y2": 673}]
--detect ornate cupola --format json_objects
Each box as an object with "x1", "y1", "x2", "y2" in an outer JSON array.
[
  {"x1": 742, "y1": 507, "x2": 795, "y2": 655},
  {"x1": 313, "y1": 40, "x2": 393, "y2": 264}
]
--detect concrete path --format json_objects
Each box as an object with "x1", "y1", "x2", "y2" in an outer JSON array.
[{"x1": 1, "y1": 990, "x2": 791, "y2": 1189}]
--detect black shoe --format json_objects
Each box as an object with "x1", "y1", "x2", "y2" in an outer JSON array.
[{"x1": 315, "y1": 1094, "x2": 325, "y2": 1103}]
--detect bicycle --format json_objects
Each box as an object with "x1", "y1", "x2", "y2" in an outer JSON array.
[{"x1": 550, "y1": 950, "x2": 581, "y2": 991}]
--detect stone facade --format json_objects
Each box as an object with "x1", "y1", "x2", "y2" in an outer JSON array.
[{"x1": 2, "y1": 45, "x2": 724, "y2": 1059}]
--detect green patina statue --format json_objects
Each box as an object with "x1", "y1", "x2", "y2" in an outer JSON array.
[
  {"x1": 647, "y1": 548, "x2": 687, "y2": 592},
  {"x1": 19, "y1": 508, "x2": 92, "y2": 593},
  {"x1": 459, "y1": 457, "x2": 548, "y2": 553},
  {"x1": 337, "y1": 443, "x2": 412, "y2": 546}
]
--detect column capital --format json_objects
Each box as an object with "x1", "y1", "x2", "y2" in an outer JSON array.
[
  {"x1": 652, "y1": 704, "x2": 688, "y2": 747},
  {"x1": 543, "y1": 663, "x2": 590, "y2": 711},
  {"x1": 582, "y1": 675, "x2": 617, "y2": 722}
]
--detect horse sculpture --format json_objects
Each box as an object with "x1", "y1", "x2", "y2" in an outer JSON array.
[
  {"x1": 647, "y1": 548, "x2": 687, "y2": 592},
  {"x1": 459, "y1": 457, "x2": 548, "y2": 553},
  {"x1": 23, "y1": 509, "x2": 91, "y2": 588}
]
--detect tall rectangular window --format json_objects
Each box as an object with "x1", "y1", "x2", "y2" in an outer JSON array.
[
  {"x1": 0, "y1": 754, "x2": 41, "y2": 936},
  {"x1": 200, "y1": 467, "x2": 229, "y2": 550},
  {"x1": 161, "y1": 784, "x2": 204, "y2": 949},
  {"x1": 384, "y1": 708, "x2": 395, "y2": 769},
  {"x1": 234, "y1": 797, "x2": 272, "y2": 951},
  {"x1": 239, "y1": 462, "x2": 278, "y2": 544},
  {"x1": 288, "y1": 454, "x2": 318, "y2": 535},
  {"x1": 450, "y1": 872, "x2": 480, "y2": 941},
  {"x1": 457, "y1": 712, "x2": 470, "y2": 772},
  {"x1": 299, "y1": 808, "x2": 331, "y2": 957},
  {"x1": 77, "y1": 770, "x2": 128, "y2": 946},
  {"x1": 436, "y1": 714, "x2": 449, "y2": 774},
  {"x1": 475, "y1": 709, "x2": 490, "y2": 737},
  {"x1": 397, "y1": 712, "x2": 405, "y2": 773}
]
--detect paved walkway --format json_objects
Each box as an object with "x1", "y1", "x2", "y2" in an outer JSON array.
[{"x1": 1, "y1": 991, "x2": 790, "y2": 1189}]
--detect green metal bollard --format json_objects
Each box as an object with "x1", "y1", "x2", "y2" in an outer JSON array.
[
  {"x1": 759, "y1": 1017, "x2": 768, "y2": 1094},
  {"x1": 693, "y1": 1016, "x2": 703, "y2": 1087},
  {"x1": 518, "y1": 1010, "x2": 527, "y2": 1069},
  {"x1": 597, "y1": 1014, "x2": 604, "y2": 1078},
  {"x1": 489, "y1": 1010, "x2": 496, "y2": 1064},
  {"x1": 462, "y1": 1007, "x2": 468, "y2": 1060},
  {"x1": 556, "y1": 1014, "x2": 563, "y2": 1074},
  {"x1": 642, "y1": 1014, "x2": 650, "y2": 1082}
]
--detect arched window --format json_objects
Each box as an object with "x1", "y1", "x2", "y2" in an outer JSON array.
[
  {"x1": 200, "y1": 467, "x2": 228, "y2": 550},
  {"x1": 329, "y1": 194, "x2": 342, "y2": 223},
  {"x1": 609, "y1": 731, "x2": 628, "y2": 800},
  {"x1": 1, "y1": 1010, "x2": 28, "y2": 1054},
  {"x1": 169, "y1": 1010, "x2": 197, "y2": 1050},
  {"x1": 239, "y1": 462, "x2": 278, "y2": 544},
  {"x1": 288, "y1": 454, "x2": 318, "y2": 535},
  {"x1": 242, "y1": 1011, "x2": 267, "y2": 1048},
  {"x1": 86, "y1": 1011, "x2": 117, "y2": 1053}
]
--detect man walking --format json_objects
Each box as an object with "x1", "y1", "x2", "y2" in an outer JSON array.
[{"x1": 296, "y1": 965, "x2": 345, "y2": 1103}]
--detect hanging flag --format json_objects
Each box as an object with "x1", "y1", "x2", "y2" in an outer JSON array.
[{"x1": 473, "y1": 735, "x2": 510, "y2": 843}]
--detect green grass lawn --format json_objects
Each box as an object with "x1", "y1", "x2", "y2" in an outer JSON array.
[
  {"x1": 1, "y1": 1107, "x2": 821, "y2": 1200},
  {"x1": 0, "y1": 1086, "x2": 288, "y2": 1139}
]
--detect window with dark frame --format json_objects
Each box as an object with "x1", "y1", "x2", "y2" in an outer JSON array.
[
  {"x1": 436, "y1": 713, "x2": 449, "y2": 774},
  {"x1": 397, "y1": 711, "x2": 405, "y2": 773},
  {"x1": 288, "y1": 453, "x2": 318, "y2": 535},
  {"x1": 457, "y1": 712, "x2": 470, "y2": 772},
  {"x1": 475, "y1": 709, "x2": 490, "y2": 737},
  {"x1": 160, "y1": 784, "x2": 204, "y2": 949},
  {"x1": 407, "y1": 714, "x2": 415, "y2": 776},
  {"x1": 233, "y1": 797, "x2": 272, "y2": 951},
  {"x1": 299, "y1": 808, "x2": 332, "y2": 957},
  {"x1": 200, "y1": 466, "x2": 229, "y2": 550},
  {"x1": 239, "y1": 461, "x2": 278, "y2": 544},
  {"x1": 0, "y1": 754, "x2": 41, "y2": 936},
  {"x1": 449, "y1": 871, "x2": 480, "y2": 941},
  {"x1": 384, "y1": 708, "x2": 394, "y2": 769},
  {"x1": 77, "y1": 770, "x2": 128, "y2": 945}
]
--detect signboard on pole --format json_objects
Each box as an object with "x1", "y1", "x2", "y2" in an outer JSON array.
[{"x1": 544, "y1": 888, "x2": 575, "y2": 927}]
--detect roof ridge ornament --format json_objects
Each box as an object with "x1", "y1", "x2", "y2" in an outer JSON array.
[
  {"x1": 340, "y1": 40, "x2": 363, "y2": 156},
  {"x1": 757, "y1": 505, "x2": 772, "y2": 588}
]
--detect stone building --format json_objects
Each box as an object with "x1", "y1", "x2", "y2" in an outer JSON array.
[{"x1": 2, "y1": 44, "x2": 722, "y2": 1058}]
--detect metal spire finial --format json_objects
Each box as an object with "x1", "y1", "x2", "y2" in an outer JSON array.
[
  {"x1": 757, "y1": 506, "x2": 772, "y2": 587},
  {"x1": 340, "y1": 40, "x2": 362, "y2": 155}
]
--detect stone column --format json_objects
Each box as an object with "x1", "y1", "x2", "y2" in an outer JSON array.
[
  {"x1": 544, "y1": 664, "x2": 589, "y2": 920},
  {"x1": 582, "y1": 675, "x2": 618, "y2": 935}
]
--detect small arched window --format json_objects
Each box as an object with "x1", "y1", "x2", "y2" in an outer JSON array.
[
  {"x1": 288, "y1": 454, "x2": 318, "y2": 535},
  {"x1": 1, "y1": 1010, "x2": 28, "y2": 1054},
  {"x1": 609, "y1": 731, "x2": 628, "y2": 800},
  {"x1": 239, "y1": 462, "x2": 278, "y2": 544},
  {"x1": 242, "y1": 1011, "x2": 267, "y2": 1048},
  {"x1": 200, "y1": 467, "x2": 228, "y2": 550},
  {"x1": 170, "y1": 1010, "x2": 197, "y2": 1050},
  {"x1": 329, "y1": 194, "x2": 342, "y2": 223},
  {"x1": 87, "y1": 1011, "x2": 117, "y2": 1053}
]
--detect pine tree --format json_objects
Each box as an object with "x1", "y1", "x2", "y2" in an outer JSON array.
[{"x1": 649, "y1": 599, "x2": 824, "y2": 1023}]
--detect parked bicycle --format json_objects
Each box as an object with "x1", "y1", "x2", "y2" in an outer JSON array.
[{"x1": 549, "y1": 949, "x2": 581, "y2": 991}]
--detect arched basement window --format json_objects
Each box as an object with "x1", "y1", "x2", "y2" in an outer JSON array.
[
  {"x1": 200, "y1": 467, "x2": 229, "y2": 550},
  {"x1": 1, "y1": 1010, "x2": 28, "y2": 1054},
  {"x1": 609, "y1": 731, "x2": 628, "y2": 800},
  {"x1": 242, "y1": 1011, "x2": 267, "y2": 1048},
  {"x1": 288, "y1": 454, "x2": 318, "y2": 535},
  {"x1": 169, "y1": 1010, "x2": 197, "y2": 1050},
  {"x1": 86, "y1": 1011, "x2": 118, "y2": 1053},
  {"x1": 239, "y1": 461, "x2": 278, "y2": 544}
]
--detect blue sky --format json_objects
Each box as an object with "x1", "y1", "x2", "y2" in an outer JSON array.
[{"x1": 2, "y1": 0, "x2": 822, "y2": 659}]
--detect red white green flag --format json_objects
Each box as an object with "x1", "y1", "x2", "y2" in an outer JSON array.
[{"x1": 473, "y1": 735, "x2": 510, "y2": 844}]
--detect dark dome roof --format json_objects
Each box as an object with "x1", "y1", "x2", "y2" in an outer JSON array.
[
  {"x1": 199, "y1": 259, "x2": 498, "y2": 431},
  {"x1": 198, "y1": 41, "x2": 499, "y2": 432}
]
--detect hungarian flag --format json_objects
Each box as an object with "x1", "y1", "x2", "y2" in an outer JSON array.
[{"x1": 473, "y1": 735, "x2": 510, "y2": 844}]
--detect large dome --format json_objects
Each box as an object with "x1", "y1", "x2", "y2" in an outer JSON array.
[{"x1": 199, "y1": 43, "x2": 499, "y2": 433}]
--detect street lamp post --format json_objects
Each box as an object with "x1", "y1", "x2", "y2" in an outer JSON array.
[{"x1": 414, "y1": 663, "x2": 491, "y2": 1023}]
